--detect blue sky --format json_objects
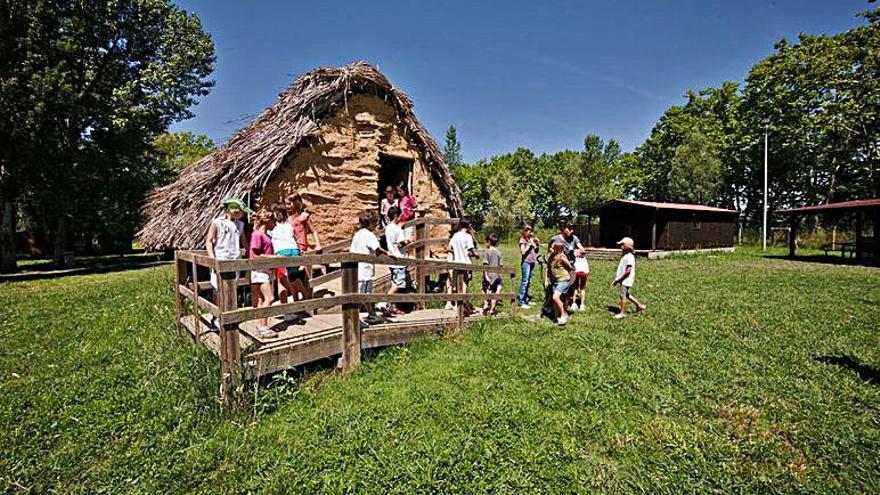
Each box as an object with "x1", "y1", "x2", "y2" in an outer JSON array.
[{"x1": 172, "y1": 0, "x2": 870, "y2": 163}]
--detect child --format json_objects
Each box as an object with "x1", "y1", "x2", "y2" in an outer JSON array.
[
  {"x1": 286, "y1": 193, "x2": 322, "y2": 299},
  {"x1": 269, "y1": 203, "x2": 304, "y2": 321},
  {"x1": 572, "y1": 249, "x2": 590, "y2": 311},
  {"x1": 249, "y1": 209, "x2": 279, "y2": 338},
  {"x1": 548, "y1": 241, "x2": 573, "y2": 325},
  {"x1": 449, "y1": 218, "x2": 479, "y2": 313},
  {"x1": 205, "y1": 199, "x2": 251, "y2": 327},
  {"x1": 610, "y1": 237, "x2": 646, "y2": 319},
  {"x1": 349, "y1": 210, "x2": 387, "y2": 325},
  {"x1": 482, "y1": 234, "x2": 504, "y2": 315},
  {"x1": 379, "y1": 185, "x2": 398, "y2": 227},
  {"x1": 384, "y1": 206, "x2": 410, "y2": 316}
]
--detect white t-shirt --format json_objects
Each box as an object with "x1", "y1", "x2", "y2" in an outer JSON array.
[
  {"x1": 574, "y1": 257, "x2": 589, "y2": 274},
  {"x1": 270, "y1": 221, "x2": 297, "y2": 252},
  {"x1": 212, "y1": 217, "x2": 243, "y2": 260},
  {"x1": 616, "y1": 253, "x2": 636, "y2": 287},
  {"x1": 449, "y1": 231, "x2": 475, "y2": 264},
  {"x1": 385, "y1": 222, "x2": 406, "y2": 268},
  {"x1": 350, "y1": 228, "x2": 381, "y2": 281}
]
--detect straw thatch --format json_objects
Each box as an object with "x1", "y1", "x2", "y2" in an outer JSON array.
[{"x1": 139, "y1": 61, "x2": 463, "y2": 250}]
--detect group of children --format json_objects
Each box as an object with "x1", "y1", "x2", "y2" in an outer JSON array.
[
  {"x1": 205, "y1": 195, "x2": 320, "y2": 339},
  {"x1": 206, "y1": 195, "x2": 646, "y2": 336}
]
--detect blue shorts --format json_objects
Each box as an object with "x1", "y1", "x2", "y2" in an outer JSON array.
[
  {"x1": 276, "y1": 248, "x2": 303, "y2": 280},
  {"x1": 553, "y1": 280, "x2": 571, "y2": 294},
  {"x1": 358, "y1": 280, "x2": 374, "y2": 294}
]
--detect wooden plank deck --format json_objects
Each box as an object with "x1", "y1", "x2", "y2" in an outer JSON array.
[{"x1": 181, "y1": 306, "x2": 485, "y2": 377}]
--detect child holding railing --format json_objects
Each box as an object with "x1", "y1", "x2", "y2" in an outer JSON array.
[
  {"x1": 350, "y1": 210, "x2": 388, "y2": 325},
  {"x1": 249, "y1": 209, "x2": 279, "y2": 339}
]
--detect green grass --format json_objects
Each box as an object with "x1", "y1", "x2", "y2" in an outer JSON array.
[{"x1": 1, "y1": 246, "x2": 878, "y2": 493}]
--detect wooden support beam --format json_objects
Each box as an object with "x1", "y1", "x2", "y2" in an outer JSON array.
[
  {"x1": 415, "y1": 222, "x2": 427, "y2": 310},
  {"x1": 339, "y1": 261, "x2": 360, "y2": 373},
  {"x1": 218, "y1": 271, "x2": 242, "y2": 407},
  {"x1": 177, "y1": 285, "x2": 221, "y2": 316},
  {"x1": 855, "y1": 210, "x2": 863, "y2": 259},
  {"x1": 190, "y1": 261, "x2": 200, "y2": 344},
  {"x1": 174, "y1": 254, "x2": 188, "y2": 338}
]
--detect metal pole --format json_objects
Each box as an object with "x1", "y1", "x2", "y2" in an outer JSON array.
[{"x1": 762, "y1": 130, "x2": 768, "y2": 251}]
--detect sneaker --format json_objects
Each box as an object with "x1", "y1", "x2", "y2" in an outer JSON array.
[
  {"x1": 613, "y1": 313, "x2": 626, "y2": 320},
  {"x1": 579, "y1": 304, "x2": 587, "y2": 312},
  {"x1": 364, "y1": 314, "x2": 383, "y2": 325},
  {"x1": 568, "y1": 305, "x2": 578, "y2": 313},
  {"x1": 557, "y1": 315, "x2": 567, "y2": 326},
  {"x1": 256, "y1": 326, "x2": 279, "y2": 338},
  {"x1": 519, "y1": 303, "x2": 530, "y2": 309},
  {"x1": 444, "y1": 302, "x2": 455, "y2": 311},
  {"x1": 283, "y1": 313, "x2": 297, "y2": 322}
]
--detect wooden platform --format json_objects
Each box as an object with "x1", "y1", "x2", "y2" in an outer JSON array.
[{"x1": 181, "y1": 307, "x2": 485, "y2": 377}]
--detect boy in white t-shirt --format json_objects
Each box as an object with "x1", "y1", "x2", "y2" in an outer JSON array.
[
  {"x1": 350, "y1": 210, "x2": 387, "y2": 325},
  {"x1": 449, "y1": 218, "x2": 479, "y2": 313},
  {"x1": 610, "y1": 237, "x2": 646, "y2": 319},
  {"x1": 383, "y1": 206, "x2": 410, "y2": 316}
]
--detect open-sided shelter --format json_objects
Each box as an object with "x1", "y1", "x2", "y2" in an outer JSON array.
[
  {"x1": 139, "y1": 62, "x2": 463, "y2": 250},
  {"x1": 582, "y1": 199, "x2": 738, "y2": 251},
  {"x1": 777, "y1": 199, "x2": 879, "y2": 260}
]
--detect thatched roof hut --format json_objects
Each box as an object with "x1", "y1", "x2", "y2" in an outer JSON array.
[{"x1": 139, "y1": 61, "x2": 463, "y2": 250}]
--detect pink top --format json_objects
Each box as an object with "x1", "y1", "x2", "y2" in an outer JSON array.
[
  {"x1": 291, "y1": 212, "x2": 310, "y2": 251},
  {"x1": 249, "y1": 229, "x2": 274, "y2": 259},
  {"x1": 399, "y1": 195, "x2": 417, "y2": 222}
]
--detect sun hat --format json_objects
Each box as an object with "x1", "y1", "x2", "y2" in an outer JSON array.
[
  {"x1": 223, "y1": 198, "x2": 253, "y2": 214},
  {"x1": 616, "y1": 237, "x2": 635, "y2": 246}
]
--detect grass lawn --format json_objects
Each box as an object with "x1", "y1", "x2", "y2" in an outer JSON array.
[{"x1": 1, "y1": 246, "x2": 878, "y2": 493}]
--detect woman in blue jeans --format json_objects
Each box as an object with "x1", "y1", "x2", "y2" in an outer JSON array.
[{"x1": 518, "y1": 225, "x2": 540, "y2": 308}]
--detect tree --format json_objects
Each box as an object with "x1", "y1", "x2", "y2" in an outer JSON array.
[
  {"x1": 0, "y1": 0, "x2": 214, "y2": 270},
  {"x1": 485, "y1": 165, "x2": 530, "y2": 236},
  {"x1": 667, "y1": 130, "x2": 723, "y2": 205},
  {"x1": 556, "y1": 135, "x2": 641, "y2": 214},
  {"x1": 443, "y1": 125, "x2": 463, "y2": 168},
  {"x1": 153, "y1": 131, "x2": 215, "y2": 176}
]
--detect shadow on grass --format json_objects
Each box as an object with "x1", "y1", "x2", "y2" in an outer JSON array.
[
  {"x1": 765, "y1": 254, "x2": 879, "y2": 267},
  {"x1": 2, "y1": 252, "x2": 169, "y2": 282},
  {"x1": 815, "y1": 355, "x2": 879, "y2": 386}
]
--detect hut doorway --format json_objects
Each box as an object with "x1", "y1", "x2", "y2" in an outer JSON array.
[{"x1": 378, "y1": 153, "x2": 413, "y2": 199}]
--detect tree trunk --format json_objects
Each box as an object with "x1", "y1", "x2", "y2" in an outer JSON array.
[
  {"x1": 53, "y1": 215, "x2": 68, "y2": 268},
  {"x1": 0, "y1": 192, "x2": 17, "y2": 273}
]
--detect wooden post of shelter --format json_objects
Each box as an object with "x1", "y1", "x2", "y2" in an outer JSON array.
[
  {"x1": 415, "y1": 220, "x2": 426, "y2": 310},
  {"x1": 218, "y1": 269, "x2": 242, "y2": 407},
  {"x1": 174, "y1": 253, "x2": 188, "y2": 338},
  {"x1": 339, "y1": 261, "x2": 361, "y2": 373},
  {"x1": 855, "y1": 210, "x2": 863, "y2": 259},
  {"x1": 651, "y1": 213, "x2": 658, "y2": 251},
  {"x1": 873, "y1": 206, "x2": 880, "y2": 264},
  {"x1": 788, "y1": 215, "x2": 797, "y2": 257}
]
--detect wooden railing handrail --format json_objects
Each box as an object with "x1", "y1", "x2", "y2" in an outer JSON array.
[{"x1": 205, "y1": 252, "x2": 516, "y2": 274}]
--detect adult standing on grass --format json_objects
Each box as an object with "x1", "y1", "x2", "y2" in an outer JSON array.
[
  {"x1": 610, "y1": 237, "x2": 646, "y2": 319},
  {"x1": 518, "y1": 225, "x2": 540, "y2": 308},
  {"x1": 548, "y1": 222, "x2": 584, "y2": 311}
]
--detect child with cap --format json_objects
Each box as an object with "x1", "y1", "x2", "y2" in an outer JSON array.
[
  {"x1": 610, "y1": 237, "x2": 646, "y2": 319},
  {"x1": 205, "y1": 199, "x2": 251, "y2": 327}
]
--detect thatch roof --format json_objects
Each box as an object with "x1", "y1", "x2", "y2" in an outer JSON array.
[{"x1": 139, "y1": 61, "x2": 463, "y2": 250}]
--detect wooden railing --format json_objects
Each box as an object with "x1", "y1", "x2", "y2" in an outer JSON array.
[{"x1": 173, "y1": 217, "x2": 515, "y2": 406}]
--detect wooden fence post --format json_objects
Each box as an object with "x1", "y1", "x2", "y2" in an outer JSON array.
[
  {"x1": 174, "y1": 253, "x2": 188, "y2": 338},
  {"x1": 340, "y1": 261, "x2": 361, "y2": 373},
  {"x1": 218, "y1": 269, "x2": 242, "y2": 407},
  {"x1": 415, "y1": 221, "x2": 426, "y2": 309},
  {"x1": 190, "y1": 261, "x2": 200, "y2": 343}
]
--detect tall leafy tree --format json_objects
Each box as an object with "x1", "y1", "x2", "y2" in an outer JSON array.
[
  {"x1": 667, "y1": 130, "x2": 724, "y2": 205},
  {"x1": 0, "y1": 0, "x2": 214, "y2": 270},
  {"x1": 556, "y1": 135, "x2": 641, "y2": 214},
  {"x1": 443, "y1": 125, "x2": 463, "y2": 168},
  {"x1": 153, "y1": 131, "x2": 215, "y2": 176}
]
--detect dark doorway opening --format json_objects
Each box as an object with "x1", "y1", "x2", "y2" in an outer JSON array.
[{"x1": 378, "y1": 153, "x2": 413, "y2": 226}]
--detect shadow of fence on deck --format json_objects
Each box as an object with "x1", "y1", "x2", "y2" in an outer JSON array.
[{"x1": 815, "y1": 355, "x2": 879, "y2": 386}]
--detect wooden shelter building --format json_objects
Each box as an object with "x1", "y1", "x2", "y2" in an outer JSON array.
[
  {"x1": 778, "y1": 199, "x2": 879, "y2": 260},
  {"x1": 139, "y1": 62, "x2": 462, "y2": 250},
  {"x1": 582, "y1": 199, "x2": 738, "y2": 252}
]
